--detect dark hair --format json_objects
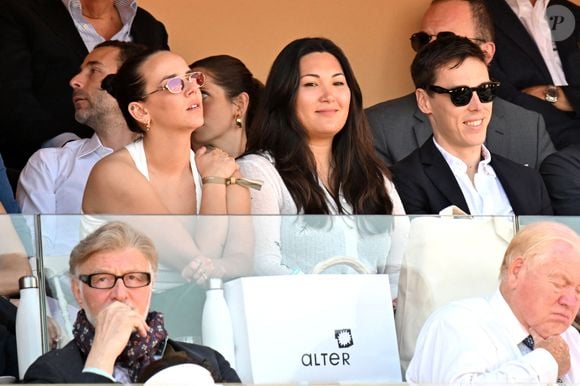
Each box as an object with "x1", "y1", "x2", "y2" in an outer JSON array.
[
  {"x1": 431, "y1": 0, "x2": 495, "y2": 41},
  {"x1": 190, "y1": 55, "x2": 264, "y2": 131},
  {"x1": 411, "y1": 33, "x2": 487, "y2": 90},
  {"x1": 93, "y1": 40, "x2": 149, "y2": 68},
  {"x1": 245, "y1": 37, "x2": 393, "y2": 215},
  {"x1": 101, "y1": 49, "x2": 163, "y2": 133}
]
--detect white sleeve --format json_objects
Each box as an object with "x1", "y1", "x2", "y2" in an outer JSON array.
[
  {"x1": 239, "y1": 155, "x2": 294, "y2": 275},
  {"x1": 16, "y1": 150, "x2": 57, "y2": 214},
  {"x1": 406, "y1": 306, "x2": 559, "y2": 384}
]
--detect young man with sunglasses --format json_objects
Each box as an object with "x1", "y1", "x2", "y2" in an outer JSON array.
[
  {"x1": 23, "y1": 221, "x2": 240, "y2": 383},
  {"x1": 391, "y1": 34, "x2": 552, "y2": 216},
  {"x1": 366, "y1": 0, "x2": 555, "y2": 169}
]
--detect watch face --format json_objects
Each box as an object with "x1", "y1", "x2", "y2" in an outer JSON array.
[{"x1": 545, "y1": 86, "x2": 558, "y2": 103}]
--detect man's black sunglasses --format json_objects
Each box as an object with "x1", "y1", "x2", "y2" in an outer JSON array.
[
  {"x1": 410, "y1": 31, "x2": 487, "y2": 52},
  {"x1": 427, "y1": 82, "x2": 501, "y2": 107}
]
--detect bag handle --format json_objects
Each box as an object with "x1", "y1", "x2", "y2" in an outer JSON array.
[{"x1": 311, "y1": 256, "x2": 371, "y2": 274}]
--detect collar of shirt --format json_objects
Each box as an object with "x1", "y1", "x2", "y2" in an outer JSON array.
[
  {"x1": 433, "y1": 138, "x2": 496, "y2": 178},
  {"x1": 77, "y1": 134, "x2": 113, "y2": 158},
  {"x1": 63, "y1": 0, "x2": 138, "y2": 25},
  {"x1": 505, "y1": 0, "x2": 549, "y2": 15},
  {"x1": 490, "y1": 289, "x2": 530, "y2": 348}
]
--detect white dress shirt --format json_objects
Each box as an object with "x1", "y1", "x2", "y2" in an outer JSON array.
[
  {"x1": 505, "y1": 0, "x2": 568, "y2": 85},
  {"x1": 434, "y1": 140, "x2": 514, "y2": 215},
  {"x1": 16, "y1": 135, "x2": 113, "y2": 257},
  {"x1": 62, "y1": 0, "x2": 138, "y2": 52},
  {"x1": 406, "y1": 289, "x2": 580, "y2": 383},
  {"x1": 17, "y1": 134, "x2": 112, "y2": 214}
]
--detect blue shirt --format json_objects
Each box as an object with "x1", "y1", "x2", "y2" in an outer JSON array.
[{"x1": 0, "y1": 153, "x2": 19, "y2": 213}]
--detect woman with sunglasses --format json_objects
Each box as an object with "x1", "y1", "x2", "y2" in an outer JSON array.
[
  {"x1": 238, "y1": 37, "x2": 408, "y2": 298},
  {"x1": 190, "y1": 55, "x2": 264, "y2": 158},
  {"x1": 82, "y1": 49, "x2": 254, "y2": 286}
]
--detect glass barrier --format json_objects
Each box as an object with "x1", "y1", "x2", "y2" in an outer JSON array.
[
  {"x1": 16, "y1": 213, "x2": 566, "y2": 384},
  {"x1": 518, "y1": 215, "x2": 580, "y2": 233}
]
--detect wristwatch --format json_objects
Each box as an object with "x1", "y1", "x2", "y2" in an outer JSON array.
[{"x1": 545, "y1": 85, "x2": 559, "y2": 103}]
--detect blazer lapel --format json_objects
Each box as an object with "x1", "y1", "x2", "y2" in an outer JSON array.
[
  {"x1": 491, "y1": 156, "x2": 526, "y2": 215},
  {"x1": 484, "y1": 99, "x2": 508, "y2": 157},
  {"x1": 419, "y1": 139, "x2": 471, "y2": 214},
  {"x1": 33, "y1": 0, "x2": 88, "y2": 60}
]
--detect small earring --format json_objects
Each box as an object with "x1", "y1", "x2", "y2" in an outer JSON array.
[
  {"x1": 145, "y1": 120, "x2": 151, "y2": 132},
  {"x1": 235, "y1": 117, "x2": 243, "y2": 129}
]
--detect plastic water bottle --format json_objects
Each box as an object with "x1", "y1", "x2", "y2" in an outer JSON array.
[
  {"x1": 201, "y1": 278, "x2": 236, "y2": 367},
  {"x1": 16, "y1": 275, "x2": 43, "y2": 380}
]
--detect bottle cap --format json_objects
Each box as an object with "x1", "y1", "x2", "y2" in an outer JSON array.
[
  {"x1": 207, "y1": 278, "x2": 223, "y2": 290},
  {"x1": 19, "y1": 275, "x2": 38, "y2": 290}
]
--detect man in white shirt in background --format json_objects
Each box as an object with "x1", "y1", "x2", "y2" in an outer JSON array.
[
  {"x1": 407, "y1": 221, "x2": 580, "y2": 383},
  {"x1": 16, "y1": 40, "x2": 142, "y2": 214},
  {"x1": 484, "y1": 0, "x2": 579, "y2": 149}
]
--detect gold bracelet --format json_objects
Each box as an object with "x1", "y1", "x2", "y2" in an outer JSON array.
[{"x1": 201, "y1": 176, "x2": 263, "y2": 190}]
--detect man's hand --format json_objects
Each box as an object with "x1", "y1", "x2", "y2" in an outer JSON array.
[
  {"x1": 522, "y1": 85, "x2": 573, "y2": 112},
  {"x1": 84, "y1": 302, "x2": 149, "y2": 376},
  {"x1": 531, "y1": 328, "x2": 570, "y2": 379}
]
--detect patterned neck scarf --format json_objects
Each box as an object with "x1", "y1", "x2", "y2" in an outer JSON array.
[{"x1": 73, "y1": 309, "x2": 168, "y2": 382}]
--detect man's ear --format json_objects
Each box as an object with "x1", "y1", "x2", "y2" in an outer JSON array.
[
  {"x1": 481, "y1": 42, "x2": 496, "y2": 65},
  {"x1": 72, "y1": 277, "x2": 83, "y2": 307},
  {"x1": 416, "y1": 88, "x2": 433, "y2": 115},
  {"x1": 128, "y1": 102, "x2": 150, "y2": 126},
  {"x1": 506, "y1": 255, "x2": 525, "y2": 288}
]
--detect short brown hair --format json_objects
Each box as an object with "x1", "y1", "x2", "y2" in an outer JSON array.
[{"x1": 431, "y1": 0, "x2": 495, "y2": 42}]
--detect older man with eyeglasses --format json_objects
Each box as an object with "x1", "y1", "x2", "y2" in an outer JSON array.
[
  {"x1": 23, "y1": 221, "x2": 240, "y2": 384},
  {"x1": 365, "y1": 0, "x2": 555, "y2": 170},
  {"x1": 391, "y1": 34, "x2": 552, "y2": 216}
]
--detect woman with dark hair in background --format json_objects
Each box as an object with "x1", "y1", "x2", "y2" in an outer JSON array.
[
  {"x1": 81, "y1": 49, "x2": 255, "y2": 340},
  {"x1": 239, "y1": 37, "x2": 408, "y2": 297},
  {"x1": 82, "y1": 48, "x2": 253, "y2": 284},
  {"x1": 190, "y1": 55, "x2": 264, "y2": 157}
]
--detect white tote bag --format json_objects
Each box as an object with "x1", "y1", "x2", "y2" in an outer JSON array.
[
  {"x1": 224, "y1": 274, "x2": 401, "y2": 384},
  {"x1": 396, "y1": 212, "x2": 515, "y2": 373}
]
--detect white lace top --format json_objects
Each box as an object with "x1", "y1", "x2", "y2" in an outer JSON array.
[{"x1": 238, "y1": 153, "x2": 409, "y2": 298}]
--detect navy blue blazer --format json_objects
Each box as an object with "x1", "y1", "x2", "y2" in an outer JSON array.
[
  {"x1": 391, "y1": 137, "x2": 553, "y2": 215},
  {"x1": 23, "y1": 339, "x2": 241, "y2": 384},
  {"x1": 0, "y1": 0, "x2": 169, "y2": 170},
  {"x1": 485, "y1": 0, "x2": 580, "y2": 149}
]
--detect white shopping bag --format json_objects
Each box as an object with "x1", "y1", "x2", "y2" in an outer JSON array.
[{"x1": 224, "y1": 275, "x2": 401, "y2": 384}]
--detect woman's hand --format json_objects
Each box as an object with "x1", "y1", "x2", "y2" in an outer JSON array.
[
  {"x1": 182, "y1": 255, "x2": 225, "y2": 285},
  {"x1": 195, "y1": 146, "x2": 238, "y2": 179}
]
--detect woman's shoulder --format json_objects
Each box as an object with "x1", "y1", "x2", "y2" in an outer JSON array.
[
  {"x1": 90, "y1": 148, "x2": 136, "y2": 178},
  {"x1": 238, "y1": 152, "x2": 278, "y2": 177}
]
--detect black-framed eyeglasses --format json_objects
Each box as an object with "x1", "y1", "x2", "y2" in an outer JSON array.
[
  {"x1": 410, "y1": 31, "x2": 487, "y2": 52},
  {"x1": 79, "y1": 272, "x2": 151, "y2": 289},
  {"x1": 143, "y1": 71, "x2": 205, "y2": 98},
  {"x1": 427, "y1": 81, "x2": 500, "y2": 107}
]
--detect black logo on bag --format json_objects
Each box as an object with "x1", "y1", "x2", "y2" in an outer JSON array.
[
  {"x1": 334, "y1": 329, "x2": 353, "y2": 348},
  {"x1": 300, "y1": 329, "x2": 353, "y2": 367}
]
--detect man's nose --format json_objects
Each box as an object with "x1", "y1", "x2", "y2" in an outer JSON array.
[
  {"x1": 110, "y1": 277, "x2": 129, "y2": 300},
  {"x1": 69, "y1": 73, "x2": 83, "y2": 89}
]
